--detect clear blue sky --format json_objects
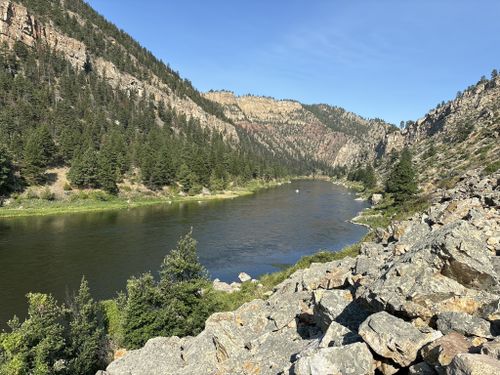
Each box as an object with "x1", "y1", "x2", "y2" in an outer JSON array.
[{"x1": 86, "y1": 0, "x2": 500, "y2": 125}]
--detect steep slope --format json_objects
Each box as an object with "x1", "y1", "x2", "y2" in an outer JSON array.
[
  {"x1": 0, "y1": 0, "x2": 238, "y2": 140},
  {"x1": 205, "y1": 91, "x2": 402, "y2": 169},
  {"x1": 402, "y1": 75, "x2": 500, "y2": 190}
]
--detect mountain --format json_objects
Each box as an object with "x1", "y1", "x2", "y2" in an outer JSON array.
[{"x1": 205, "y1": 91, "x2": 402, "y2": 169}]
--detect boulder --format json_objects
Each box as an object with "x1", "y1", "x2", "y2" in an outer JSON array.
[
  {"x1": 371, "y1": 193, "x2": 383, "y2": 205},
  {"x1": 359, "y1": 311, "x2": 442, "y2": 367},
  {"x1": 480, "y1": 337, "x2": 500, "y2": 359},
  {"x1": 293, "y1": 342, "x2": 375, "y2": 375},
  {"x1": 445, "y1": 353, "x2": 500, "y2": 375},
  {"x1": 420, "y1": 332, "x2": 471, "y2": 367},
  {"x1": 319, "y1": 321, "x2": 361, "y2": 348},
  {"x1": 238, "y1": 272, "x2": 252, "y2": 282},
  {"x1": 105, "y1": 337, "x2": 186, "y2": 375},
  {"x1": 436, "y1": 311, "x2": 493, "y2": 338},
  {"x1": 212, "y1": 279, "x2": 240, "y2": 293},
  {"x1": 313, "y1": 289, "x2": 353, "y2": 330}
]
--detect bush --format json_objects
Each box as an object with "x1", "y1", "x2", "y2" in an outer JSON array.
[
  {"x1": 39, "y1": 187, "x2": 55, "y2": 201},
  {"x1": 484, "y1": 161, "x2": 500, "y2": 174}
]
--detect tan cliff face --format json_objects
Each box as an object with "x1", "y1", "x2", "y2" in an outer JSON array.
[
  {"x1": 205, "y1": 91, "x2": 403, "y2": 168},
  {"x1": 0, "y1": 0, "x2": 239, "y2": 141}
]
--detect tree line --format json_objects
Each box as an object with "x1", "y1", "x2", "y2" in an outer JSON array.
[{"x1": 0, "y1": 41, "x2": 314, "y2": 198}]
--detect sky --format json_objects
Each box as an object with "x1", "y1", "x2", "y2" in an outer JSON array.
[{"x1": 86, "y1": 0, "x2": 500, "y2": 125}]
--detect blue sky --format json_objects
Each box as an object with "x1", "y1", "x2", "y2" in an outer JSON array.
[{"x1": 86, "y1": 0, "x2": 500, "y2": 125}]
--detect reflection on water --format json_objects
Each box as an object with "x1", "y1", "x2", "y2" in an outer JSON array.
[{"x1": 0, "y1": 180, "x2": 368, "y2": 326}]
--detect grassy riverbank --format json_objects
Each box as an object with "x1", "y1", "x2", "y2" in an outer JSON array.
[{"x1": 0, "y1": 179, "x2": 289, "y2": 218}]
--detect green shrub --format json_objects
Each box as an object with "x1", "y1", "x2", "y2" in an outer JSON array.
[
  {"x1": 484, "y1": 161, "x2": 500, "y2": 174},
  {"x1": 39, "y1": 187, "x2": 55, "y2": 201}
]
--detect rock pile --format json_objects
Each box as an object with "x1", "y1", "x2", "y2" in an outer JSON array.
[{"x1": 100, "y1": 171, "x2": 500, "y2": 374}]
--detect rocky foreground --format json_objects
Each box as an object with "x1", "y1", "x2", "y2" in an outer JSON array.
[{"x1": 100, "y1": 171, "x2": 500, "y2": 374}]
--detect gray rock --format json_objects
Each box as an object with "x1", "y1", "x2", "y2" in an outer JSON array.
[
  {"x1": 238, "y1": 272, "x2": 252, "y2": 282},
  {"x1": 359, "y1": 311, "x2": 442, "y2": 367},
  {"x1": 313, "y1": 289, "x2": 353, "y2": 330},
  {"x1": 105, "y1": 336, "x2": 186, "y2": 375},
  {"x1": 293, "y1": 342, "x2": 375, "y2": 375},
  {"x1": 436, "y1": 311, "x2": 493, "y2": 338},
  {"x1": 319, "y1": 321, "x2": 361, "y2": 348},
  {"x1": 371, "y1": 193, "x2": 383, "y2": 205},
  {"x1": 267, "y1": 290, "x2": 313, "y2": 330},
  {"x1": 445, "y1": 353, "x2": 500, "y2": 375},
  {"x1": 421, "y1": 332, "x2": 471, "y2": 367},
  {"x1": 480, "y1": 337, "x2": 500, "y2": 359}
]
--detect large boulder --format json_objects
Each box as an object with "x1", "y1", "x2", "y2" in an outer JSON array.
[
  {"x1": 293, "y1": 342, "x2": 375, "y2": 375},
  {"x1": 445, "y1": 353, "x2": 500, "y2": 375},
  {"x1": 359, "y1": 311, "x2": 442, "y2": 367},
  {"x1": 313, "y1": 289, "x2": 353, "y2": 330},
  {"x1": 436, "y1": 311, "x2": 493, "y2": 338},
  {"x1": 319, "y1": 321, "x2": 361, "y2": 348},
  {"x1": 104, "y1": 336, "x2": 187, "y2": 375},
  {"x1": 420, "y1": 332, "x2": 471, "y2": 367}
]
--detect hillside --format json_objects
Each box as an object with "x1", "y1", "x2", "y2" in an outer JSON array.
[{"x1": 205, "y1": 91, "x2": 403, "y2": 169}]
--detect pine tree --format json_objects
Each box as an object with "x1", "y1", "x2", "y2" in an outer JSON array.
[
  {"x1": 66, "y1": 277, "x2": 106, "y2": 375},
  {"x1": 176, "y1": 163, "x2": 198, "y2": 193},
  {"x1": 0, "y1": 294, "x2": 66, "y2": 375},
  {"x1": 386, "y1": 148, "x2": 418, "y2": 201},
  {"x1": 0, "y1": 145, "x2": 14, "y2": 196},
  {"x1": 22, "y1": 128, "x2": 52, "y2": 184},
  {"x1": 121, "y1": 273, "x2": 163, "y2": 349},
  {"x1": 159, "y1": 230, "x2": 208, "y2": 285},
  {"x1": 363, "y1": 165, "x2": 377, "y2": 189},
  {"x1": 68, "y1": 147, "x2": 100, "y2": 188},
  {"x1": 98, "y1": 150, "x2": 118, "y2": 194}
]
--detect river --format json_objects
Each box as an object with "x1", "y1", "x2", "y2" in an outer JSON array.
[{"x1": 0, "y1": 180, "x2": 368, "y2": 327}]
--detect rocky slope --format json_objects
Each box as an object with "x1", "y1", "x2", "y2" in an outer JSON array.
[
  {"x1": 205, "y1": 91, "x2": 403, "y2": 169},
  {"x1": 399, "y1": 75, "x2": 500, "y2": 190},
  {"x1": 100, "y1": 170, "x2": 500, "y2": 374}
]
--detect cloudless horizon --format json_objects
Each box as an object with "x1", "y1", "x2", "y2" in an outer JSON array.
[{"x1": 86, "y1": 0, "x2": 500, "y2": 124}]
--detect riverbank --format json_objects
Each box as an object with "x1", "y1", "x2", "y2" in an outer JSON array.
[{"x1": 0, "y1": 179, "x2": 290, "y2": 218}]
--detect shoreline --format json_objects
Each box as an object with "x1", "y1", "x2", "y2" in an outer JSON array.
[{"x1": 0, "y1": 179, "x2": 289, "y2": 219}]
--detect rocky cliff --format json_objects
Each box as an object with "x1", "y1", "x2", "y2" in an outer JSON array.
[
  {"x1": 205, "y1": 91, "x2": 403, "y2": 169},
  {"x1": 400, "y1": 76, "x2": 500, "y2": 189},
  {"x1": 100, "y1": 170, "x2": 500, "y2": 374}
]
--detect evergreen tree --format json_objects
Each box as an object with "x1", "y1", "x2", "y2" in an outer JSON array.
[
  {"x1": 386, "y1": 148, "x2": 418, "y2": 201},
  {"x1": 0, "y1": 294, "x2": 66, "y2": 375},
  {"x1": 22, "y1": 128, "x2": 52, "y2": 184},
  {"x1": 159, "y1": 230, "x2": 208, "y2": 285},
  {"x1": 98, "y1": 150, "x2": 118, "y2": 194},
  {"x1": 363, "y1": 165, "x2": 377, "y2": 189},
  {"x1": 121, "y1": 273, "x2": 163, "y2": 349},
  {"x1": 66, "y1": 277, "x2": 106, "y2": 375},
  {"x1": 176, "y1": 163, "x2": 198, "y2": 193},
  {"x1": 0, "y1": 145, "x2": 14, "y2": 196},
  {"x1": 68, "y1": 147, "x2": 100, "y2": 189}
]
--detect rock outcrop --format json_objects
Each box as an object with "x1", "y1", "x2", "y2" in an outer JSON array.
[
  {"x1": 205, "y1": 91, "x2": 402, "y2": 169},
  {"x1": 100, "y1": 170, "x2": 500, "y2": 374}
]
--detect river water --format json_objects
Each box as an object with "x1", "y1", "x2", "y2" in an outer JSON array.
[{"x1": 0, "y1": 180, "x2": 368, "y2": 327}]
